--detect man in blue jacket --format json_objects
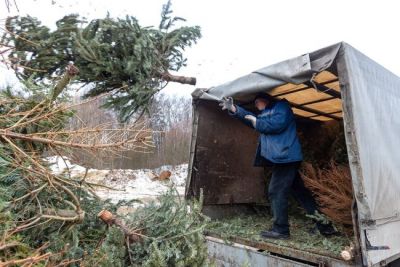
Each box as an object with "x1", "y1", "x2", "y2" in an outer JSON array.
[{"x1": 220, "y1": 93, "x2": 336, "y2": 239}]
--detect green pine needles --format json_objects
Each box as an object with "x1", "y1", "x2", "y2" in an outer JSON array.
[
  {"x1": 2, "y1": 1, "x2": 201, "y2": 121},
  {"x1": 86, "y1": 189, "x2": 211, "y2": 267},
  {"x1": 125, "y1": 189, "x2": 210, "y2": 266}
]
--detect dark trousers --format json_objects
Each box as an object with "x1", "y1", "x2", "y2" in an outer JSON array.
[{"x1": 268, "y1": 162, "x2": 317, "y2": 234}]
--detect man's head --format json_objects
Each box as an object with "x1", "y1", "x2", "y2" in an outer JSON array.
[{"x1": 254, "y1": 93, "x2": 271, "y2": 111}]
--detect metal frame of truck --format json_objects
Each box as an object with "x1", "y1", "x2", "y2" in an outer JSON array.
[{"x1": 185, "y1": 42, "x2": 400, "y2": 266}]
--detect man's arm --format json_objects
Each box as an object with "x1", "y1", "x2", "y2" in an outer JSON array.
[
  {"x1": 255, "y1": 101, "x2": 292, "y2": 134},
  {"x1": 230, "y1": 105, "x2": 257, "y2": 129},
  {"x1": 219, "y1": 97, "x2": 257, "y2": 129}
]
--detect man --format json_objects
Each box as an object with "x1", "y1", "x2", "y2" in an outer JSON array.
[{"x1": 219, "y1": 93, "x2": 336, "y2": 239}]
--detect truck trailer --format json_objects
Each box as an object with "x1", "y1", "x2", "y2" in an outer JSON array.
[{"x1": 186, "y1": 42, "x2": 400, "y2": 267}]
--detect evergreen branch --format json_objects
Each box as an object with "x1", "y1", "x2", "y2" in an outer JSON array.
[
  {"x1": 0, "y1": 26, "x2": 39, "y2": 46},
  {"x1": 2, "y1": 7, "x2": 201, "y2": 121}
]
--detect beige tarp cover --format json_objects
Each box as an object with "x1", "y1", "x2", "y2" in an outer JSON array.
[{"x1": 191, "y1": 42, "x2": 400, "y2": 266}]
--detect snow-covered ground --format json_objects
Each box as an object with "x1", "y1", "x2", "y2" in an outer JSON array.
[{"x1": 45, "y1": 156, "x2": 188, "y2": 205}]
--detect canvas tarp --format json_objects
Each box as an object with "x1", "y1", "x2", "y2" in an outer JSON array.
[
  {"x1": 336, "y1": 44, "x2": 400, "y2": 266},
  {"x1": 190, "y1": 42, "x2": 400, "y2": 266},
  {"x1": 191, "y1": 43, "x2": 341, "y2": 103}
]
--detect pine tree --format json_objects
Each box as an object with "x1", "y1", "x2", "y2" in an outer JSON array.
[{"x1": 2, "y1": 1, "x2": 201, "y2": 121}]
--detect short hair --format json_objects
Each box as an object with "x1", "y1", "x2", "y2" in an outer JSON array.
[{"x1": 254, "y1": 92, "x2": 272, "y2": 102}]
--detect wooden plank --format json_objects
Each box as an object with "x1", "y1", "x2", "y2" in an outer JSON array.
[
  {"x1": 304, "y1": 81, "x2": 342, "y2": 99},
  {"x1": 298, "y1": 96, "x2": 336, "y2": 106},
  {"x1": 273, "y1": 79, "x2": 338, "y2": 98},
  {"x1": 289, "y1": 102, "x2": 341, "y2": 120}
]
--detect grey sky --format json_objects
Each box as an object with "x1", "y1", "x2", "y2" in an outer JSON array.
[{"x1": 1, "y1": 0, "x2": 400, "y2": 96}]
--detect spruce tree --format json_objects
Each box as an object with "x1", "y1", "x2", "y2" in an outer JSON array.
[{"x1": 2, "y1": 1, "x2": 201, "y2": 121}]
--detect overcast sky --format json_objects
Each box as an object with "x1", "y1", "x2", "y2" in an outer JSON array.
[{"x1": 1, "y1": 0, "x2": 400, "y2": 96}]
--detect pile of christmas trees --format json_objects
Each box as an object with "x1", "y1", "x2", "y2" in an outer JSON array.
[
  {"x1": 0, "y1": 56, "x2": 210, "y2": 267},
  {"x1": 1, "y1": 2, "x2": 211, "y2": 266},
  {"x1": 299, "y1": 121, "x2": 354, "y2": 235}
]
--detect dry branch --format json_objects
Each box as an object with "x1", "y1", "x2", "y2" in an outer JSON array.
[
  {"x1": 0, "y1": 242, "x2": 21, "y2": 251},
  {"x1": 0, "y1": 253, "x2": 52, "y2": 267},
  {"x1": 1, "y1": 129, "x2": 151, "y2": 150},
  {"x1": 0, "y1": 35, "x2": 178, "y2": 264},
  {"x1": 0, "y1": 74, "x2": 154, "y2": 265},
  {"x1": 42, "y1": 208, "x2": 85, "y2": 222}
]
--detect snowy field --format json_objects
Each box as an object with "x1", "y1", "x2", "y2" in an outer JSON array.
[{"x1": 45, "y1": 156, "x2": 188, "y2": 206}]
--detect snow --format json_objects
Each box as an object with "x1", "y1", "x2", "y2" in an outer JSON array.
[{"x1": 44, "y1": 156, "x2": 188, "y2": 206}]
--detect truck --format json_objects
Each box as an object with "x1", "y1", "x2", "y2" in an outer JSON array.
[{"x1": 185, "y1": 42, "x2": 400, "y2": 267}]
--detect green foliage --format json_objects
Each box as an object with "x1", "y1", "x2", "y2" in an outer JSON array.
[
  {"x1": 3, "y1": 1, "x2": 201, "y2": 121},
  {"x1": 1, "y1": 118, "x2": 211, "y2": 266},
  {"x1": 84, "y1": 226, "x2": 126, "y2": 267},
  {"x1": 2, "y1": 154, "x2": 212, "y2": 266},
  {"x1": 0, "y1": 2, "x2": 207, "y2": 262},
  {"x1": 42, "y1": 198, "x2": 122, "y2": 265},
  {"x1": 0, "y1": 88, "x2": 74, "y2": 222},
  {"x1": 306, "y1": 210, "x2": 331, "y2": 226},
  {"x1": 53, "y1": 188, "x2": 212, "y2": 267},
  {"x1": 0, "y1": 78, "x2": 98, "y2": 265},
  {"x1": 125, "y1": 188, "x2": 210, "y2": 267},
  {"x1": 0, "y1": 161, "x2": 44, "y2": 264},
  {"x1": 208, "y1": 213, "x2": 351, "y2": 257}
]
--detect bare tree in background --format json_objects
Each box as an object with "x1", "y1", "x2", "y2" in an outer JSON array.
[{"x1": 68, "y1": 92, "x2": 192, "y2": 169}]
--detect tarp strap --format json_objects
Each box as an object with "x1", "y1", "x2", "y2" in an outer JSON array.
[{"x1": 306, "y1": 73, "x2": 342, "y2": 99}]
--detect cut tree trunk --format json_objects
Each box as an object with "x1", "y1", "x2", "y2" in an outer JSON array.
[
  {"x1": 160, "y1": 72, "x2": 196, "y2": 85},
  {"x1": 98, "y1": 210, "x2": 143, "y2": 243}
]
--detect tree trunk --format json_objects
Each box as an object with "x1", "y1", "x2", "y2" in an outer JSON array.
[
  {"x1": 98, "y1": 210, "x2": 143, "y2": 243},
  {"x1": 160, "y1": 72, "x2": 196, "y2": 85}
]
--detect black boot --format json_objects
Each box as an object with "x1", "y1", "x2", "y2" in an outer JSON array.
[
  {"x1": 260, "y1": 230, "x2": 290, "y2": 240},
  {"x1": 316, "y1": 222, "x2": 338, "y2": 236}
]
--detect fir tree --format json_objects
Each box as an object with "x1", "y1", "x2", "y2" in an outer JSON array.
[{"x1": 2, "y1": 1, "x2": 201, "y2": 121}]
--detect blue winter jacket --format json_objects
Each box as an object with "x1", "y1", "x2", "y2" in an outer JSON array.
[{"x1": 231, "y1": 99, "x2": 303, "y2": 166}]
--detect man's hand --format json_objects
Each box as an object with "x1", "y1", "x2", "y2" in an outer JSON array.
[
  {"x1": 219, "y1": 97, "x2": 236, "y2": 113},
  {"x1": 245, "y1": 115, "x2": 257, "y2": 128}
]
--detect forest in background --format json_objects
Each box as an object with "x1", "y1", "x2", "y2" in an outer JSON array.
[{"x1": 68, "y1": 92, "x2": 192, "y2": 169}]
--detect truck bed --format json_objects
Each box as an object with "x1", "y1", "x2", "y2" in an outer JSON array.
[
  {"x1": 206, "y1": 235, "x2": 355, "y2": 267},
  {"x1": 206, "y1": 213, "x2": 355, "y2": 266}
]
